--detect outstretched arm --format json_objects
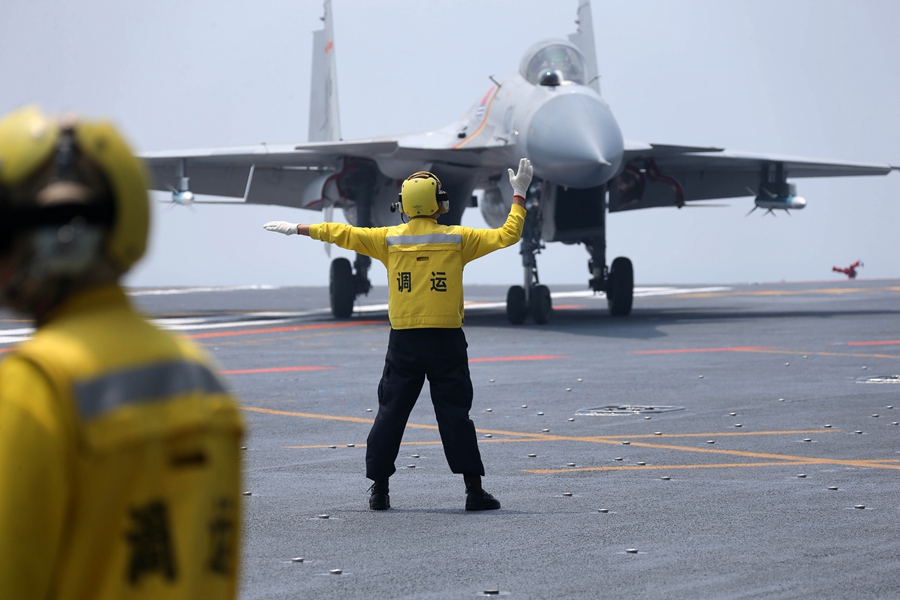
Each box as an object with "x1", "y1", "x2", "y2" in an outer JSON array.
[
  {"x1": 263, "y1": 220, "x2": 388, "y2": 263},
  {"x1": 263, "y1": 221, "x2": 311, "y2": 237}
]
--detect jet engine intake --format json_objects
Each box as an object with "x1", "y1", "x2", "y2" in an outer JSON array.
[{"x1": 480, "y1": 182, "x2": 514, "y2": 229}]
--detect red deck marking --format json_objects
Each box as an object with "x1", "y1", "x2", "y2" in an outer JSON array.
[
  {"x1": 470, "y1": 355, "x2": 567, "y2": 363},
  {"x1": 845, "y1": 340, "x2": 900, "y2": 347},
  {"x1": 221, "y1": 366, "x2": 335, "y2": 375},
  {"x1": 631, "y1": 346, "x2": 775, "y2": 355},
  {"x1": 186, "y1": 320, "x2": 383, "y2": 339}
]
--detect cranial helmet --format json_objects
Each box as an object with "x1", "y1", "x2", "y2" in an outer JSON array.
[
  {"x1": 0, "y1": 106, "x2": 150, "y2": 314},
  {"x1": 399, "y1": 171, "x2": 448, "y2": 217}
]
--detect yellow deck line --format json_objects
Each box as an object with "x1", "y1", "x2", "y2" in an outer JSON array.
[{"x1": 245, "y1": 406, "x2": 897, "y2": 471}]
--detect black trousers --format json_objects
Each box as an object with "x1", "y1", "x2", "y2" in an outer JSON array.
[{"x1": 366, "y1": 328, "x2": 485, "y2": 481}]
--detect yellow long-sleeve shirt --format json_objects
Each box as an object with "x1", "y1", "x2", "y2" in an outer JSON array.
[
  {"x1": 0, "y1": 285, "x2": 244, "y2": 600},
  {"x1": 310, "y1": 203, "x2": 526, "y2": 328}
]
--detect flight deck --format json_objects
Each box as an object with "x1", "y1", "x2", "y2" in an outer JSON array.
[{"x1": 3, "y1": 280, "x2": 900, "y2": 599}]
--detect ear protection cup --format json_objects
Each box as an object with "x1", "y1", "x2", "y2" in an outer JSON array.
[{"x1": 436, "y1": 189, "x2": 449, "y2": 214}]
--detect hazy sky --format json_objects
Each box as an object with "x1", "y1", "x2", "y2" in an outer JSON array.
[{"x1": 2, "y1": 0, "x2": 898, "y2": 289}]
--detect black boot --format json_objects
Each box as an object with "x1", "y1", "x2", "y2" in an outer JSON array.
[
  {"x1": 369, "y1": 479, "x2": 390, "y2": 511},
  {"x1": 464, "y1": 474, "x2": 500, "y2": 511}
]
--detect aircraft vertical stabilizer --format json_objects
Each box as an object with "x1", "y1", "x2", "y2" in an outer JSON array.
[
  {"x1": 308, "y1": 0, "x2": 341, "y2": 142},
  {"x1": 568, "y1": 0, "x2": 600, "y2": 94}
]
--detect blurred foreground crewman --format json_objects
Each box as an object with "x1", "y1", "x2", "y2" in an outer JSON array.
[
  {"x1": 0, "y1": 106, "x2": 244, "y2": 600},
  {"x1": 264, "y1": 158, "x2": 533, "y2": 512}
]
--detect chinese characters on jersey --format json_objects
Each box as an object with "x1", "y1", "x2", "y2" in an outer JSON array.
[
  {"x1": 124, "y1": 497, "x2": 236, "y2": 585},
  {"x1": 430, "y1": 272, "x2": 447, "y2": 292},
  {"x1": 396, "y1": 271, "x2": 448, "y2": 292}
]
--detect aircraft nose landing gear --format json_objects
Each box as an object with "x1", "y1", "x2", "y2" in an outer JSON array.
[
  {"x1": 506, "y1": 202, "x2": 552, "y2": 325},
  {"x1": 506, "y1": 283, "x2": 552, "y2": 325}
]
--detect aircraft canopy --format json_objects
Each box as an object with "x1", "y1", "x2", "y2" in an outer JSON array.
[{"x1": 520, "y1": 41, "x2": 586, "y2": 86}]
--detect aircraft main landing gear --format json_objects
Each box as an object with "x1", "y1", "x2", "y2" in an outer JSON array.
[
  {"x1": 328, "y1": 254, "x2": 372, "y2": 318},
  {"x1": 588, "y1": 241, "x2": 634, "y2": 317},
  {"x1": 327, "y1": 162, "x2": 376, "y2": 318},
  {"x1": 606, "y1": 256, "x2": 634, "y2": 316},
  {"x1": 329, "y1": 258, "x2": 354, "y2": 318}
]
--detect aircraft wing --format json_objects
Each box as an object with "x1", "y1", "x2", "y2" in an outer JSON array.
[
  {"x1": 609, "y1": 141, "x2": 897, "y2": 211},
  {"x1": 141, "y1": 132, "x2": 512, "y2": 209},
  {"x1": 142, "y1": 139, "x2": 398, "y2": 207}
]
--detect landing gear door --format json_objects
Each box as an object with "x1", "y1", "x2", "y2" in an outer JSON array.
[{"x1": 540, "y1": 184, "x2": 606, "y2": 243}]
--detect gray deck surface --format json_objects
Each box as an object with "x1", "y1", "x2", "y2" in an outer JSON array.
[{"x1": 4, "y1": 279, "x2": 900, "y2": 599}]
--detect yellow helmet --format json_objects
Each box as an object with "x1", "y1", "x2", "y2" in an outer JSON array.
[
  {"x1": 400, "y1": 171, "x2": 448, "y2": 217},
  {"x1": 0, "y1": 105, "x2": 150, "y2": 272}
]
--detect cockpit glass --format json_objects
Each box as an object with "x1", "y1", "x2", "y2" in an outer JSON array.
[{"x1": 521, "y1": 43, "x2": 586, "y2": 85}]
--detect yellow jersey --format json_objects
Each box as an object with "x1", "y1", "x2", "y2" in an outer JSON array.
[
  {"x1": 311, "y1": 203, "x2": 525, "y2": 328},
  {"x1": 0, "y1": 285, "x2": 244, "y2": 600}
]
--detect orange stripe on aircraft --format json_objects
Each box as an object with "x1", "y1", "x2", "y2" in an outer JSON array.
[
  {"x1": 453, "y1": 86, "x2": 499, "y2": 149},
  {"x1": 470, "y1": 355, "x2": 567, "y2": 362},
  {"x1": 186, "y1": 320, "x2": 383, "y2": 339},
  {"x1": 221, "y1": 366, "x2": 336, "y2": 375},
  {"x1": 631, "y1": 346, "x2": 775, "y2": 355},
  {"x1": 845, "y1": 340, "x2": 900, "y2": 347}
]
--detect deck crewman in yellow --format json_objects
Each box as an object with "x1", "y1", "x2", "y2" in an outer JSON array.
[
  {"x1": 0, "y1": 107, "x2": 244, "y2": 599},
  {"x1": 264, "y1": 158, "x2": 532, "y2": 511}
]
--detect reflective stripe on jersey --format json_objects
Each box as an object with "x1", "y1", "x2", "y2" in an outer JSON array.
[
  {"x1": 75, "y1": 360, "x2": 227, "y2": 421},
  {"x1": 310, "y1": 204, "x2": 525, "y2": 329},
  {"x1": 386, "y1": 234, "x2": 462, "y2": 246}
]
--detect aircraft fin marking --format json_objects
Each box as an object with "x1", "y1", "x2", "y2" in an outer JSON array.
[{"x1": 308, "y1": 1, "x2": 341, "y2": 142}]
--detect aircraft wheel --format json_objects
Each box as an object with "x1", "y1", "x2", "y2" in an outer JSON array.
[
  {"x1": 330, "y1": 258, "x2": 355, "y2": 318},
  {"x1": 506, "y1": 285, "x2": 527, "y2": 325},
  {"x1": 607, "y1": 256, "x2": 634, "y2": 317},
  {"x1": 530, "y1": 284, "x2": 552, "y2": 324}
]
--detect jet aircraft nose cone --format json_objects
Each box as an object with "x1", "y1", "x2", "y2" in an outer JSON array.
[{"x1": 527, "y1": 92, "x2": 623, "y2": 188}]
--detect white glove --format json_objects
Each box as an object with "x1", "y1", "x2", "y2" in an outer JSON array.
[
  {"x1": 508, "y1": 157, "x2": 533, "y2": 197},
  {"x1": 263, "y1": 221, "x2": 298, "y2": 236}
]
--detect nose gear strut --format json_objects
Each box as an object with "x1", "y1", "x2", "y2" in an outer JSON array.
[{"x1": 506, "y1": 191, "x2": 552, "y2": 324}]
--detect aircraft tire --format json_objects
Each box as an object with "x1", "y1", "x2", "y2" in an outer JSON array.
[
  {"x1": 506, "y1": 285, "x2": 527, "y2": 325},
  {"x1": 330, "y1": 258, "x2": 355, "y2": 318},
  {"x1": 607, "y1": 256, "x2": 634, "y2": 317},
  {"x1": 531, "y1": 284, "x2": 552, "y2": 324}
]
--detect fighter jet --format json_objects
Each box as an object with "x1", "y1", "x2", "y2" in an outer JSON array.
[{"x1": 143, "y1": 0, "x2": 896, "y2": 324}]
